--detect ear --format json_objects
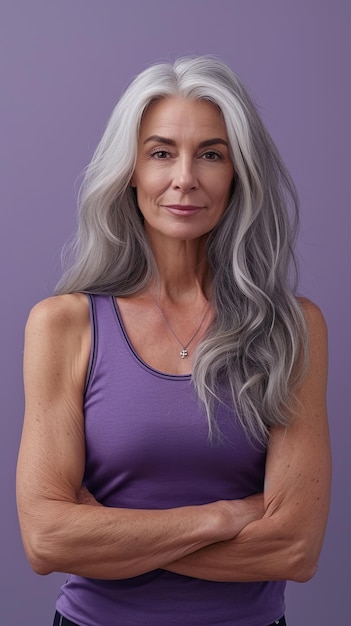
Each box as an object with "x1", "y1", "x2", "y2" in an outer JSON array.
[{"x1": 130, "y1": 173, "x2": 136, "y2": 188}]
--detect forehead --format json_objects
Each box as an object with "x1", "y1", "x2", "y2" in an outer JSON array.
[{"x1": 139, "y1": 97, "x2": 228, "y2": 139}]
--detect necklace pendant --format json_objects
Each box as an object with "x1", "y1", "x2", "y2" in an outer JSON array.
[{"x1": 180, "y1": 348, "x2": 188, "y2": 359}]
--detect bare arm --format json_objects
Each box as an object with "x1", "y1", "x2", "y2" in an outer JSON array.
[
  {"x1": 164, "y1": 299, "x2": 331, "y2": 583},
  {"x1": 16, "y1": 294, "x2": 263, "y2": 580}
]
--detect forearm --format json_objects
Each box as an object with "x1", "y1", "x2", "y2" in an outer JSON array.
[
  {"x1": 164, "y1": 514, "x2": 322, "y2": 583},
  {"x1": 20, "y1": 500, "x2": 218, "y2": 578},
  {"x1": 19, "y1": 496, "x2": 262, "y2": 579}
]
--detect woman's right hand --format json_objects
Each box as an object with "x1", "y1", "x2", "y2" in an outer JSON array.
[
  {"x1": 213, "y1": 493, "x2": 264, "y2": 541},
  {"x1": 77, "y1": 486, "x2": 102, "y2": 507}
]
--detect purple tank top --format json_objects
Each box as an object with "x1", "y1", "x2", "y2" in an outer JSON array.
[{"x1": 56, "y1": 294, "x2": 286, "y2": 626}]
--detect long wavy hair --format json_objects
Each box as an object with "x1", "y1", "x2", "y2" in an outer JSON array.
[{"x1": 56, "y1": 56, "x2": 307, "y2": 442}]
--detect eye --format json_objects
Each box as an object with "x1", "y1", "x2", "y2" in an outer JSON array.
[
  {"x1": 201, "y1": 150, "x2": 223, "y2": 161},
  {"x1": 150, "y1": 149, "x2": 171, "y2": 159}
]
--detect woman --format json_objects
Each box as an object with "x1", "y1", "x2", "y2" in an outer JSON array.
[{"x1": 17, "y1": 57, "x2": 331, "y2": 626}]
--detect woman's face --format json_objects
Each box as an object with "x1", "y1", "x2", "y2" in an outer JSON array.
[{"x1": 131, "y1": 97, "x2": 234, "y2": 245}]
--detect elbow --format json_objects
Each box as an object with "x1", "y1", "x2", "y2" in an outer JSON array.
[
  {"x1": 263, "y1": 510, "x2": 325, "y2": 582},
  {"x1": 31, "y1": 559, "x2": 54, "y2": 577},
  {"x1": 17, "y1": 500, "x2": 77, "y2": 575},
  {"x1": 289, "y1": 556, "x2": 319, "y2": 583},
  {"x1": 23, "y1": 535, "x2": 56, "y2": 576},
  {"x1": 285, "y1": 538, "x2": 320, "y2": 582},
  {"x1": 20, "y1": 525, "x2": 58, "y2": 576}
]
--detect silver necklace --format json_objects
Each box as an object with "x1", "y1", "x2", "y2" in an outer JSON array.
[{"x1": 152, "y1": 296, "x2": 211, "y2": 359}]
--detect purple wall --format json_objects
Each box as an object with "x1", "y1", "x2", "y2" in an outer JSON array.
[{"x1": 1, "y1": 1, "x2": 349, "y2": 623}]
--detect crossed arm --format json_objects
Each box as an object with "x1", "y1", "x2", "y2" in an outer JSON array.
[{"x1": 16, "y1": 293, "x2": 331, "y2": 582}]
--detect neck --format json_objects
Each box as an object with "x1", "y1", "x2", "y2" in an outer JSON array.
[{"x1": 146, "y1": 231, "x2": 211, "y2": 304}]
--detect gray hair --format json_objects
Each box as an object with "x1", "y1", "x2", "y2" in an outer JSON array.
[{"x1": 56, "y1": 56, "x2": 307, "y2": 442}]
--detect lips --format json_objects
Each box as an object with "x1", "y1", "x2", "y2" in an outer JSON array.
[{"x1": 162, "y1": 204, "x2": 204, "y2": 216}]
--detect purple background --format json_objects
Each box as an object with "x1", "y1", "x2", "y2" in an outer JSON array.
[{"x1": 1, "y1": 1, "x2": 349, "y2": 624}]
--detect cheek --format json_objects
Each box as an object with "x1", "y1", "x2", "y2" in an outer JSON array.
[
  {"x1": 205, "y1": 166, "x2": 233, "y2": 198},
  {"x1": 221, "y1": 174, "x2": 235, "y2": 204},
  {"x1": 135, "y1": 167, "x2": 169, "y2": 197},
  {"x1": 135, "y1": 181, "x2": 164, "y2": 214},
  {"x1": 212, "y1": 179, "x2": 233, "y2": 207}
]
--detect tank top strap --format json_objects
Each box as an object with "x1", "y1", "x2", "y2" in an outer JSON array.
[{"x1": 84, "y1": 294, "x2": 117, "y2": 394}]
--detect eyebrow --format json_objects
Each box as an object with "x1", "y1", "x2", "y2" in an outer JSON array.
[{"x1": 143, "y1": 135, "x2": 229, "y2": 148}]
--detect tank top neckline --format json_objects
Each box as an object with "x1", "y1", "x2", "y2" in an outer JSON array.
[{"x1": 111, "y1": 296, "x2": 192, "y2": 381}]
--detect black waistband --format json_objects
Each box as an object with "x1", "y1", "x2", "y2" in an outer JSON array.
[
  {"x1": 53, "y1": 610, "x2": 286, "y2": 626},
  {"x1": 53, "y1": 611, "x2": 79, "y2": 626}
]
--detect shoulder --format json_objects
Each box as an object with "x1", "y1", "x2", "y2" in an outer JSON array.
[
  {"x1": 297, "y1": 296, "x2": 328, "y2": 342},
  {"x1": 26, "y1": 293, "x2": 90, "y2": 338},
  {"x1": 24, "y1": 294, "x2": 91, "y2": 366},
  {"x1": 24, "y1": 294, "x2": 91, "y2": 390},
  {"x1": 296, "y1": 297, "x2": 328, "y2": 390}
]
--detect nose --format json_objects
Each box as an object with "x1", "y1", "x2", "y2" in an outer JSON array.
[{"x1": 172, "y1": 156, "x2": 199, "y2": 192}]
